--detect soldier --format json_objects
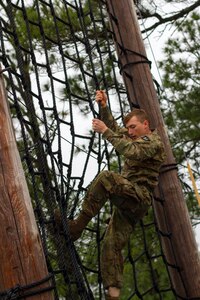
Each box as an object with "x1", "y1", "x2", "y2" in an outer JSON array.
[{"x1": 69, "y1": 90, "x2": 166, "y2": 300}]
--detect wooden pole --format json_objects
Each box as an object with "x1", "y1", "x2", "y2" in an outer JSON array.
[
  {"x1": 0, "y1": 65, "x2": 54, "y2": 299},
  {"x1": 105, "y1": 0, "x2": 200, "y2": 298}
]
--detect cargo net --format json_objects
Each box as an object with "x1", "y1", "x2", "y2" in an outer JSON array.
[{"x1": 0, "y1": 1, "x2": 189, "y2": 299}]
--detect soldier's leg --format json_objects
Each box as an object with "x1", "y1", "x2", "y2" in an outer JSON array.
[
  {"x1": 69, "y1": 171, "x2": 151, "y2": 241},
  {"x1": 69, "y1": 170, "x2": 130, "y2": 241},
  {"x1": 101, "y1": 208, "x2": 133, "y2": 293},
  {"x1": 101, "y1": 188, "x2": 150, "y2": 297}
]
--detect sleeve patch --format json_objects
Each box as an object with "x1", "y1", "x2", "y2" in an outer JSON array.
[{"x1": 141, "y1": 136, "x2": 150, "y2": 141}]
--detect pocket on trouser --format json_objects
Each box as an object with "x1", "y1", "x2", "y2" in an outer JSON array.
[
  {"x1": 111, "y1": 189, "x2": 138, "y2": 212},
  {"x1": 117, "y1": 184, "x2": 152, "y2": 227},
  {"x1": 110, "y1": 181, "x2": 141, "y2": 209},
  {"x1": 134, "y1": 184, "x2": 152, "y2": 205},
  {"x1": 122, "y1": 202, "x2": 149, "y2": 228}
]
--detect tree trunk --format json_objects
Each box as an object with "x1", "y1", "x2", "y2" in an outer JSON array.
[
  {"x1": 105, "y1": 0, "x2": 200, "y2": 297},
  {"x1": 0, "y1": 65, "x2": 54, "y2": 300}
]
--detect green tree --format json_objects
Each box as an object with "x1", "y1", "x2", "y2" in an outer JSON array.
[{"x1": 137, "y1": 0, "x2": 200, "y2": 34}]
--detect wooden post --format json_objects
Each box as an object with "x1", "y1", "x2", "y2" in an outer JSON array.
[
  {"x1": 0, "y1": 66, "x2": 54, "y2": 299},
  {"x1": 105, "y1": 0, "x2": 200, "y2": 298}
]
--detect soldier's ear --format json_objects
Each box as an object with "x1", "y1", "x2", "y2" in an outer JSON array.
[{"x1": 143, "y1": 120, "x2": 149, "y2": 128}]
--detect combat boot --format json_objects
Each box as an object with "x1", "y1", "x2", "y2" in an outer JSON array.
[{"x1": 68, "y1": 211, "x2": 91, "y2": 241}]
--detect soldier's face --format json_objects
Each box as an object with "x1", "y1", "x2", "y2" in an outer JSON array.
[{"x1": 126, "y1": 116, "x2": 149, "y2": 140}]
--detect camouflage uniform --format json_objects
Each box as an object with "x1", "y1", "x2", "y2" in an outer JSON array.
[{"x1": 81, "y1": 106, "x2": 166, "y2": 289}]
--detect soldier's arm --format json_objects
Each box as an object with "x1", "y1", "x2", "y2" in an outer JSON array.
[
  {"x1": 103, "y1": 129, "x2": 161, "y2": 161},
  {"x1": 96, "y1": 90, "x2": 126, "y2": 134}
]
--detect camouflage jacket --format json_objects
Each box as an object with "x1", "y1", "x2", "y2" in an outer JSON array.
[{"x1": 101, "y1": 106, "x2": 166, "y2": 191}]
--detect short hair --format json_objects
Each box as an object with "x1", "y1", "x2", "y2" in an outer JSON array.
[{"x1": 123, "y1": 108, "x2": 150, "y2": 126}]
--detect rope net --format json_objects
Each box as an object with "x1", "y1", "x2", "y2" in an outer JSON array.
[{"x1": 0, "y1": 1, "x2": 191, "y2": 299}]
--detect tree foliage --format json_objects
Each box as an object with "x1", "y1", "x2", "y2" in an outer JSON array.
[{"x1": 136, "y1": 0, "x2": 200, "y2": 34}]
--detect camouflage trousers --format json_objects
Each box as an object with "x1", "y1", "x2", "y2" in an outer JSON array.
[{"x1": 82, "y1": 170, "x2": 151, "y2": 289}]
